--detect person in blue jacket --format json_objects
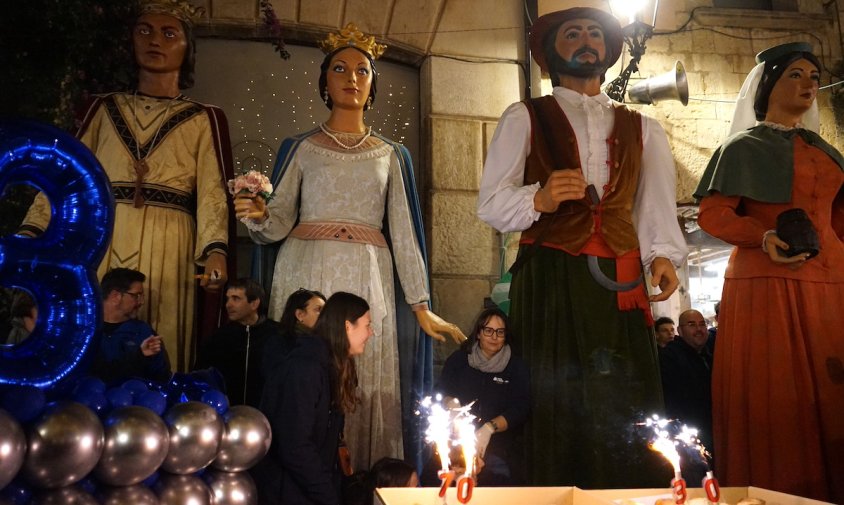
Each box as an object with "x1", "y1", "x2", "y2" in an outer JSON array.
[{"x1": 91, "y1": 267, "x2": 171, "y2": 384}]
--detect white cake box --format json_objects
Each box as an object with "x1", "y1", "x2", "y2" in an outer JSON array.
[
  {"x1": 375, "y1": 486, "x2": 833, "y2": 505},
  {"x1": 588, "y1": 486, "x2": 833, "y2": 505},
  {"x1": 375, "y1": 486, "x2": 601, "y2": 505}
]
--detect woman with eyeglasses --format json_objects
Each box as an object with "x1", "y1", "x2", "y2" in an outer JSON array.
[{"x1": 434, "y1": 307, "x2": 530, "y2": 486}]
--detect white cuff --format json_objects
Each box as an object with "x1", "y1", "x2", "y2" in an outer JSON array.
[{"x1": 242, "y1": 216, "x2": 271, "y2": 232}]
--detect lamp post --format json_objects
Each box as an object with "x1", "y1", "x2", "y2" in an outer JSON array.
[{"x1": 604, "y1": 0, "x2": 660, "y2": 102}]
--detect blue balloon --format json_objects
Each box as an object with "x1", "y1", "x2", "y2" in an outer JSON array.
[
  {"x1": 122, "y1": 379, "x2": 149, "y2": 397},
  {"x1": 135, "y1": 390, "x2": 166, "y2": 416},
  {"x1": 73, "y1": 376, "x2": 107, "y2": 397},
  {"x1": 200, "y1": 390, "x2": 229, "y2": 416},
  {"x1": 163, "y1": 372, "x2": 213, "y2": 406},
  {"x1": 0, "y1": 385, "x2": 46, "y2": 423},
  {"x1": 74, "y1": 390, "x2": 108, "y2": 417},
  {"x1": 0, "y1": 120, "x2": 114, "y2": 389},
  {"x1": 77, "y1": 476, "x2": 98, "y2": 495},
  {"x1": 140, "y1": 471, "x2": 159, "y2": 488},
  {"x1": 104, "y1": 388, "x2": 133, "y2": 411},
  {"x1": 0, "y1": 479, "x2": 32, "y2": 505}
]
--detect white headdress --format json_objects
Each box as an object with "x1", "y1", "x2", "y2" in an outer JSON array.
[{"x1": 729, "y1": 43, "x2": 820, "y2": 136}]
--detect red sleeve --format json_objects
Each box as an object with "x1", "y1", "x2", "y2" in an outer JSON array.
[
  {"x1": 698, "y1": 192, "x2": 768, "y2": 248},
  {"x1": 833, "y1": 188, "x2": 844, "y2": 241}
]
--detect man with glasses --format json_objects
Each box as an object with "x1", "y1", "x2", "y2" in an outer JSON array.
[
  {"x1": 91, "y1": 267, "x2": 171, "y2": 384},
  {"x1": 659, "y1": 309, "x2": 713, "y2": 474}
]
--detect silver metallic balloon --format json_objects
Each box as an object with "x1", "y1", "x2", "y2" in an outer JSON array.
[
  {"x1": 161, "y1": 401, "x2": 223, "y2": 474},
  {"x1": 30, "y1": 486, "x2": 98, "y2": 505},
  {"x1": 204, "y1": 470, "x2": 257, "y2": 505},
  {"x1": 94, "y1": 406, "x2": 170, "y2": 486},
  {"x1": 0, "y1": 409, "x2": 26, "y2": 490},
  {"x1": 155, "y1": 473, "x2": 211, "y2": 505},
  {"x1": 22, "y1": 402, "x2": 104, "y2": 488},
  {"x1": 212, "y1": 406, "x2": 271, "y2": 472},
  {"x1": 99, "y1": 484, "x2": 160, "y2": 505}
]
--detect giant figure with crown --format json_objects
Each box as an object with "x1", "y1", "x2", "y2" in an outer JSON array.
[
  {"x1": 20, "y1": 0, "x2": 235, "y2": 373},
  {"x1": 236, "y1": 24, "x2": 466, "y2": 473}
]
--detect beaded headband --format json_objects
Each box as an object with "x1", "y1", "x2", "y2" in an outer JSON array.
[
  {"x1": 319, "y1": 23, "x2": 387, "y2": 60},
  {"x1": 138, "y1": 0, "x2": 205, "y2": 25}
]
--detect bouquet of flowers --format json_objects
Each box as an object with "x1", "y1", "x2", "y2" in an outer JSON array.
[{"x1": 227, "y1": 170, "x2": 274, "y2": 202}]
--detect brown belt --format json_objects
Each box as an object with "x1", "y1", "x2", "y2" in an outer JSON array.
[{"x1": 290, "y1": 221, "x2": 387, "y2": 247}]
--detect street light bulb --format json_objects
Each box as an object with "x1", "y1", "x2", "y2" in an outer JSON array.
[{"x1": 610, "y1": 0, "x2": 647, "y2": 25}]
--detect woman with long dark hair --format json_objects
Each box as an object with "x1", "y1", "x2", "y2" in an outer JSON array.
[
  {"x1": 695, "y1": 42, "x2": 844, "y2": 502},
  {"x1": 278, "y1": 288, "x2": 327, "y2": 336},
  {"x1": 257, "y1": 291, "x2": 372, "y2": 505}
]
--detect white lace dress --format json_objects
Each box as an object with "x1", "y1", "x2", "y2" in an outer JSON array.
[{"x1": 248, "y1": 132, "x2": 429, "y2": 470}]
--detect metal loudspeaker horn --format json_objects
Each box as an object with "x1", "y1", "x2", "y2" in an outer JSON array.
[{"x1": 628, "y1": 60, "x2": 689, "y2": 106}]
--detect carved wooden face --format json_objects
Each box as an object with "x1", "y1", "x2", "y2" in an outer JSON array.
[
  {"x1": 133, "y1": 13, "x2": 187, "y2": 75},
  {"x1": 767, "y1": 58, "x2": 820, "y2": 119},
  {"x1": 326, "y1": 47, "x2": 374, "y2": 112}
]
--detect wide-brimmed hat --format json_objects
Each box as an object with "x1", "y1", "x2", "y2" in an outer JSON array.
[{"x1": 529, "y1": 7, "x2": 624, "y2": 74}]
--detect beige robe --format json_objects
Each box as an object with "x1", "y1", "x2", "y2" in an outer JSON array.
[{"x1": 22, "y1": 92, "x2": 230, "y2": 371}]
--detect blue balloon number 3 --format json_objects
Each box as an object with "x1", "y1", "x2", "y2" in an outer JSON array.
[{"x1": 0, "y1": 120, "x2": 114, "y2": 388}]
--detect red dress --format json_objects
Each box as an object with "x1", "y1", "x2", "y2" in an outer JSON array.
[{"x1": 698, "y1": 135, "x2": 844, "y2": 502}]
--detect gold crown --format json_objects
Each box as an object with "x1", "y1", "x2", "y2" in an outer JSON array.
[
  {"x1": 139, "y1": 0, "x2": 205, "y2": 25},
  {"x1": 319, "y1": 23, "x2": 387, "y2": 60}
]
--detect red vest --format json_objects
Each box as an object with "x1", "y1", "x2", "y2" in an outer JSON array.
[{"x1": 520, "y1": 95, "x2": 643, "y2": 256}]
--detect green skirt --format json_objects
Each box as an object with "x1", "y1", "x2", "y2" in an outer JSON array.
[{"x1": 510, "y1": 245, "x2": 671, "y2": 488}]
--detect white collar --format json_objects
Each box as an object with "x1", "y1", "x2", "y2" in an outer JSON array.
[{"x1": 553, "y1": 86, "x2": 613, "y2": 108}]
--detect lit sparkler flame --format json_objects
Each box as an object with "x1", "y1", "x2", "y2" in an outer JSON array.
[
  {"x1": 641, "y1": 415, "x2": 720, "y2": 505},
  {"x1": 644, "y1": 415, "x2": 685, "y2": 505},
  {"x1": 422, "y1": 395, "x2": 478, "y2": 504},
  {"x1": 423, "y1": 395, "x2": 453, "y2": 472},
  {"x1": 645, "y1": 416, "x2": 681, "y2": 473}
]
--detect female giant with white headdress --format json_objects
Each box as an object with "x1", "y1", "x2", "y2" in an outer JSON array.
[{"x1": 694, "y1": 42, "x2": 844, "y2": 502}]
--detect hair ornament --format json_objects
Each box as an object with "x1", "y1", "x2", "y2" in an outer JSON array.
[
  {"x1": 319, "y1": 23, "x2": 387, "y2": 60},
  {"x1": 138, "y1": 0, "x2": 205, "y2": 25}
]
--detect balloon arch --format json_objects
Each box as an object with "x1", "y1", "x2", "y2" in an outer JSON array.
[{"x1": 0, "y1": 120, "x2": 270, "y2": 504}]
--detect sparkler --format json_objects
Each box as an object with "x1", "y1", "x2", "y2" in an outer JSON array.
[
  {"x1": 644, "y1": 415, "x2": 686, "y2": 505},
  {"x1": 642, "y1": 415, "x2": 721, "y2": 505},
  {"x1": 454, "y1": 412, "x2": 476, "y2": 504},
  {"x1": 674, "y1": 423, "x2": 720, "y2": 504},
  {"x1": 422, "y1": 395, "x2": 477, "y2": 504}
]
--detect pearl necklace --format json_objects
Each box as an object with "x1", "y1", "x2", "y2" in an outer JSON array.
[{"x1": 319, "y1": 123, "x2": 372, "y2": 150}]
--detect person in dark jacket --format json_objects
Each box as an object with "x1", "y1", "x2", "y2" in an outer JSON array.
[
  {"x1": 92, "y1": 268, "x2": 171, "y2": 384},
  {"x1": 435, "y1": 307, "x2": 530, "y2": 486},
  {"x1": 659, "y1": 309, "x2": 713, "y2": 484},
  {"x1": 195, "y1": 278, "x2": 281, "y2": 407},
  {"x1": 271, "y1": 287, "x2": 326, "y2": 356},
  {"x1": 256, "y1": 291, "x2": 373, "y2": 505}
]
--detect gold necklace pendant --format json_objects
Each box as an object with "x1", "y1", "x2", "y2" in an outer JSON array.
[
  {"x1": 129, "y1": 92, "x2": 176, "y2": 207},
  {"x1": 132, "y1": 158, "x2": 150, "y2": 208}
]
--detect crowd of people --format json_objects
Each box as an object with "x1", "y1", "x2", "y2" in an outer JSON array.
[{"x1": 2, "y1": 0, "x2": 842, "y2": 503}]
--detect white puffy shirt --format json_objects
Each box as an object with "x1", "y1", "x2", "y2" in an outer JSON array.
[{"x1": 477, "y1": 86, "x2": 687, "y2": 269}]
